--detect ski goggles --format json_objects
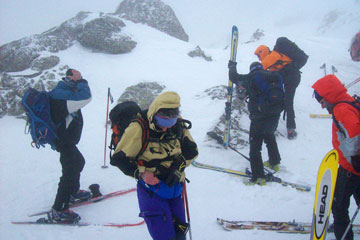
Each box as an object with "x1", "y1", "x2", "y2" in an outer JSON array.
[
  {"x1": 154, "y1": 114, "x2": 178, "y2": 128},
  {"x1": 313, "y1": 90, "x2": 323, "y2": 103}
]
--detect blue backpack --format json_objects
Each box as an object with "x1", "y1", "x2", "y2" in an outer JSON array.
[
  {"x1": 252, "y1": 71, "x2": 285, "y2": 114},
  {"x1": 22, "y1": 88, "x2": 59, "y2": 150}
]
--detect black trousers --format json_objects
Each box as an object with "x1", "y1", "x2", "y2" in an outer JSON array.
[
  {"x1": 249, "y1": 115, "x2": 281, "y2": 179},
  {"x1": 281, "y1": 67, "x2": 300, "y2": 130},
  {"x1": 53, "y1": 145, "x2": 85, "y2": 211},
  {"x1": 332, "y1": 166, "x2": 360, "y2": 240}
]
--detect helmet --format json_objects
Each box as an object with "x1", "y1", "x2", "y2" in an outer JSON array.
[{"x1": 249, "y1": 62, "x2": 263, "y2": 72}]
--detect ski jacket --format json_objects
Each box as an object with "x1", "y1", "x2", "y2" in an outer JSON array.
[
  {"x1": 49, "y1": 78, "x2": 92, "y2": 145},
  {"x1": 112, "y1": 92, "x2": 198, "y2": 197},
  {"x1": 312, "y1": 75, "x2": 360, "y2": 175}
]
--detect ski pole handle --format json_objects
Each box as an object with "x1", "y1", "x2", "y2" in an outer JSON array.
[{"x1": 320, "y1": 63, "x2": 327, "y2": 76}]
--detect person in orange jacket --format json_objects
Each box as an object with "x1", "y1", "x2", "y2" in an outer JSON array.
[
  {"x1": 312, "y1": 74, "x2": 360, "y2": 240},
  {"x1": 255, "y1": 45, "x2": 301, "y2": 140}
]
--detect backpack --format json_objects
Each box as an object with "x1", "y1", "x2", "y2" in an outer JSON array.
[
  {"x1": 252, "y1": 71, "x2": 285, "y2": 114},
  {"x1": 108, "y1": 101, "x2": 149, "y2": 158},
  {"x1": 22, "y1": 88, "x2": 58, "y2": 150},
  {"x1": 350, "y1": 32, "x2": 360, "y2": 62},
  {"x1": 273, "y1": 37, "x2": 309, "y2": 69}
]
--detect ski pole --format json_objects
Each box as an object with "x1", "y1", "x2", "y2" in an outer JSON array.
[
  {"x1": 345, "y1": 77, "x2": 360, "y2": 89},
  {"x1": 341, "y1": 204, "x2": 360, "y2": 240},
  {"x1": 207, "y1": 132, "x2": 273, "y2": 175},
  {"x1": 182, "y1": 182, "x2": 192, "y2": 240},
  {"x1": 320, "y1": 63, "x2": 327, "y2": 76},
  {"x1": 331, "y1": 65, "x2": 338, "y2": 75},
  {"x1": 102, "y1": 88, "x2": 113, "y2": 168}
]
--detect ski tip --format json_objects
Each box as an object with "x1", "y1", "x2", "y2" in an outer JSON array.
[{"x1": 217, "y1": 218, "x2": 224, "y2": 225}]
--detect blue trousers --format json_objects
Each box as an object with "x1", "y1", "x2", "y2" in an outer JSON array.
[{"x1": 137, "y1": 183, "x2": 186, "y2": 240}]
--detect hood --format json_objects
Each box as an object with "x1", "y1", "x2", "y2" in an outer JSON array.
[
  {"x1": 147, "y1": 91, "x2": 181, "y2": 130},
  {"x1": 312, "y1": 74, "x2": 353, "y2": 104},
  {"x1": 254, "y1": 45, "x2": 270, "y2": 61}
]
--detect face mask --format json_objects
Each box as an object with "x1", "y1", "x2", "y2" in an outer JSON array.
[{"x1": 154, "y1": 114, "x2": 177, "y2": 128}]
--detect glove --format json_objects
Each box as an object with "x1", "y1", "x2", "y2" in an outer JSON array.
[
  {"x1": 228, "y1": 60, "x2": 238, "y2": 82},
  {"x1": 228, "y1": 60, "x2": 237, "y2": 72},
  {"x1": 351, "y1": 155, "x2": 360, "y2": 173},
  {"x1": 165, "y1": 155, "x2": 187, "y2": 187}
]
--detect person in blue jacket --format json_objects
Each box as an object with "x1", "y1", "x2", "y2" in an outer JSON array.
[{"x1": 48, "y1": 69, "x2": 92, "y2": 222}]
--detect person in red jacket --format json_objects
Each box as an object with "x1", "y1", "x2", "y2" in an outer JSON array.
[{"x1": 312, "y1": 74, "x2": 360, "y2": 240}]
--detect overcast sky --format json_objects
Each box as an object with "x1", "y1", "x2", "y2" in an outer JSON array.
[{"x1": 1, "y1": 0, "x2": 358, "y2": 47}]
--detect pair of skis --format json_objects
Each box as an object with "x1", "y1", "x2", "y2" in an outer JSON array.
[
  {"x1": 12, "y1": 187, "x2": 145, "y2": 228},
  {"x1": 217, "y1": 217, "x2": 360, "y2": 235},
  {"x1": 205, "y1": 131, "x2": 311, "y2": 192},
  {"x1": 191, "y1": 160, "x2": 311, "y2": 192},
  {"x1": 223, "y1": 25, "x2": 239, "y2": 148}
]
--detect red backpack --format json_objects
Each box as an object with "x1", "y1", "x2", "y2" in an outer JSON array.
[{"x1": 350, "y1": 32, "x2": 360, "y2": 62}]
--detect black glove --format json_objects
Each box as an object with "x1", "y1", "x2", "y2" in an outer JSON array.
[
  {"x1": 228, "y1": 60, "x2": 237, "y2": 72},
  {"x1": 228, "y1": 60, "x2": 238, "y2": 82},
  {"x1": 351, "y1": 155, "x2": 360, "y2": 173},
  {"x1": 165, "y1": 155, "x2": 186, "y2": 187}
]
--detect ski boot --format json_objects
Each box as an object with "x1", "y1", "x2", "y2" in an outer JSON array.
[
  {"x1": 89, "y1": 183, "x2": 102, "y2": 198},
  {"x1": 70, "y1": 189, "x2": 91, "y2": 204},
  {"x1": 47, "y1": 208, "x2": 81, "y2": 223},
  {"x1": 264, "y1": 161, "x2": 280, "y2": 172},
  {"x1": 244, "y1": 177, "x2": 266, "y2": 186}
]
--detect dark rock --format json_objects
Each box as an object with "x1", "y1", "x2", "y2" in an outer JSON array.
[{"x1": 115, "y1": 0, "x2": 189, "y2": 42}]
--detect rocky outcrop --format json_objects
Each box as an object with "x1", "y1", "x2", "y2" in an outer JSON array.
[
  {"x1": 188, "y1": 46, "x2": 213, "y2": 61},
  {"x1": 0, "y1": 0, "x2": 187, "y2": 118},
  {"x1": 118, "y1": 82, "x2": 166, "y2": 110},
  {"x1": 0, "y1": 12, "x2": 137, "y2": 73},
  {"x1": 78, "y1": 15, "x2": 136, "y2": 54},
  {"x1": 115, "y1": 0, "x2": 189, "y2": 42},
  {"x1": 198, "y1": 85, "x2": 250, "y2": 149}
]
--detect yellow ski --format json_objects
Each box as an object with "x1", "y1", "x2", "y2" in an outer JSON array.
[
  {"x1": 310, "y1": 150, "x2": 339, "y2": 240},
  {"x1": 309, "y1": 114, "x2": 332, "y2": 118}
]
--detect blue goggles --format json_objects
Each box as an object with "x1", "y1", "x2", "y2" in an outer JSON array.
[{"x1": 154, "y1": 114, "x2": 178, "y2": 128}]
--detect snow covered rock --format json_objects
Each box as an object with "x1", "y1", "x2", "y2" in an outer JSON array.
[{"x1": 115, "y1": 0, "x2": 189, "y2": 42}]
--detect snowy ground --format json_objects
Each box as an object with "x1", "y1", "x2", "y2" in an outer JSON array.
[{"x1": 1, "y1": 0, "x2": 360, "y2": 239}]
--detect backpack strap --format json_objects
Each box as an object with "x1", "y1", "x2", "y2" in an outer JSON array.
[{"x1": 133, "y1": 117, "x2": 150, "y2": 159}]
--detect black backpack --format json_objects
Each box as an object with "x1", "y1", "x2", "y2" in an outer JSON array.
[
  {"x1": 273, "y1": 37, "x2": 309, "y2": 69},
  {"x1": 252, "y1": 71, "x2": 285, "y2": 114},
  {"x1": 108, "y1": 101, "x2": 149, "y2": 157}
]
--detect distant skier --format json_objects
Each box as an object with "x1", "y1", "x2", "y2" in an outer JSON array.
[
  {"x1": 312, "y1": 75, "x2": 360, "y2": 240},
  {"x1": 48, "y1": 69, "x2": 92, "y2": 222},
  {"x1": 110, "y1": 91, "x2": 198, "y2": 240},
  {"x1": 254, "y1": 40, "x2": 304, "y2": 140},
  {"x1": 228, "y1": 61, "x2": 284, "y2": 185}
]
